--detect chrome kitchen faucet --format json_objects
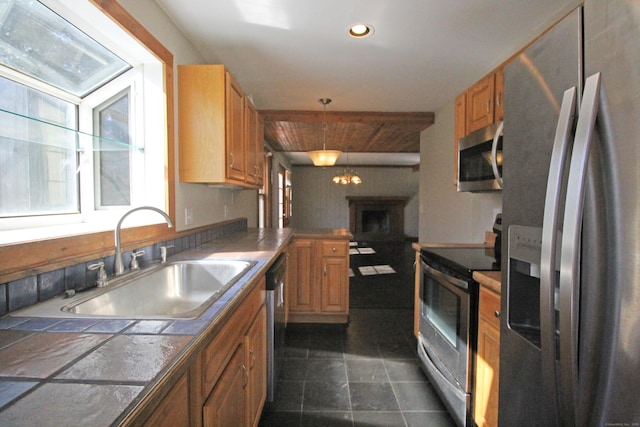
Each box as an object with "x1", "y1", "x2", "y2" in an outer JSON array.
[{"x1": 114, "y1": 206, "x2": 174, "y2": 275}]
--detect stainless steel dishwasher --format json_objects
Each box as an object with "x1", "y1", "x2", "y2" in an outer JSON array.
[{"x1": 265, "y1": 252, "x2": 287, "y2": 402}]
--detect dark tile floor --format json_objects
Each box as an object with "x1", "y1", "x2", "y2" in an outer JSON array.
[{"x1": 259, "y1": 240, "x2": 456, "y2": 427}]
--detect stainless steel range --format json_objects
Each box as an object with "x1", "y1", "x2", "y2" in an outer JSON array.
[{"x1": 417, "y1": 246, "x2": 500, "y2": 427}]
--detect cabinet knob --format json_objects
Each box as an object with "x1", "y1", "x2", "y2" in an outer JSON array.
[
  {"x1": 332, "y1": 247, "x2": 337, "y2": 252},
  {"x1": 494, "y1": 310, "x2": 500, "y2": 318}
]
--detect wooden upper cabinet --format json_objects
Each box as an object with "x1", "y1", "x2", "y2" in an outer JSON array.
[
  {"x1": 456, "y1": 66, "x2": 505, "y2": 155},
  {"x1": 244, "y1": 98, "x2": 264, "y2": 187},
  {"x1": 466, "y1": 74, "x2": 496, "y2": 134},
  {"x1": 178, "y1": 64, "x2": 260, "y2": 188},
  {"x1": 226, "y1": 73, "x2": 246, "y2": 182}
]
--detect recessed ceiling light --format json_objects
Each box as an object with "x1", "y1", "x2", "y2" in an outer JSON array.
[{"x1": 348, "y1": 23, "x2": 374, "y2": 38}]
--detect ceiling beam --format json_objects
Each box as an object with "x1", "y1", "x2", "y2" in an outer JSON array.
[{"x1": 259, "y1": 110, "x2": 435, "y2": 128}]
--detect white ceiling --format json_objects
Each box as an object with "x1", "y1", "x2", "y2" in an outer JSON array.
[{"x1": 154, "y1": 0, "x2": 578, "y2": 165}]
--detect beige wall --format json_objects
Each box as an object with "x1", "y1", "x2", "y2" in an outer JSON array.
[
  {"x1": 418, "y1": 100, "x2": 502, "y2": 243},
  {"x1": 120, "y1": 0, "x2": 259, "y2": 232}
]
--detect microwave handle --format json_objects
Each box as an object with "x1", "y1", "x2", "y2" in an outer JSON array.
[{"x1": 491, "y1": 120, "x2": 504, "y2": 187}]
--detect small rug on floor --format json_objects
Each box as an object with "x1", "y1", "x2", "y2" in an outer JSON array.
[
  {"x1": 358, "y1": 265, "x2": 396, "y2": 275},
  {"x1": 350, "y1": 247, "x2": 376, "y2": 255}
]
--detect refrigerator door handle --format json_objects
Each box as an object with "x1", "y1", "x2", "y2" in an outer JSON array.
[
  {"x1": 491, "y1": 120, "x2": 504, "y2": 187},
  {"x1": 558, "y1": 72, "x2": 601, "y2": 426},
  {"x1": 540, "y1": 86, "x2": 577, "y2": 420}
]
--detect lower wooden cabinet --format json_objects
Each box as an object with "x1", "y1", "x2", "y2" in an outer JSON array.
[
  {"x1": 203, "y1": 344, "x2": 247, "y2": 427},
  {"x1": 474, "y1": 287, "x2": 501, "y2": 427},
  {"x1": 288, "y1": 237, "x2": 349, "y2": 323},
  {"x1": 142, "y1": 373, "x2": 190, "y2": 427},
  {"x1": 186, "y1": 276, "x2": 266, "y2": 427},
  {"x1": 246, "y1": 305, "x2": 267, "y2": 427}
]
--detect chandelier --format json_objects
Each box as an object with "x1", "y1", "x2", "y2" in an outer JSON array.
[
  {"x1": 332, "y1": 150, "x2": 362, "y2": 185},
  {"x1": 332, "y1": 169, "x2": 362, "y2": 185},
  {"x1": 307, "y1": 98, "x2": 342, "y2": 166}
]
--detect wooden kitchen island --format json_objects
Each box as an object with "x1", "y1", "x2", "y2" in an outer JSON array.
[{"x1": 288, "y1": 228, "x2": 352, "y2": 323}]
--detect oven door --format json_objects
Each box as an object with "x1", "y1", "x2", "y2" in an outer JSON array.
[{"x1": 418, "y1": 259, "x2": 473, "y2": 391}]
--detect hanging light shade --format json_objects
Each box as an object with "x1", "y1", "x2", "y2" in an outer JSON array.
[
  {"x1": 308, "y1": 98, "x2": 341, "y2": 166},
  {"x1": 307, "y1": 149, "x2": 342, "y2": 166}
]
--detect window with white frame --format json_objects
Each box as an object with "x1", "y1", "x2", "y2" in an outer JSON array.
[{"x1": 0, "y1": 0, "x2": 166, "y2": 238}]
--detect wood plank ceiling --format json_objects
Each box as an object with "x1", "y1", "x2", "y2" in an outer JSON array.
[{"x1": 260, "y1": 110, "x2": 435, "y2": 154}]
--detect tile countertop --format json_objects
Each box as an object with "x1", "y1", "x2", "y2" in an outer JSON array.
[{"x1": 0, "y1": 227, "x2": 298, "y2": 426}]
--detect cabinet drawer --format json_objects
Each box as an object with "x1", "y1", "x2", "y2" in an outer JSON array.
[
  {"x1": 479, "y1": 288, "x2": 501, "y2": 330},
  {"x1": 321, "y1": 241, "x2": 347, "y2": 257}
]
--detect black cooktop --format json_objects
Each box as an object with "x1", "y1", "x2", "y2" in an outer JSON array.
[{"x1": 420, "y1": 247, "x2": 500, "y2": 279}]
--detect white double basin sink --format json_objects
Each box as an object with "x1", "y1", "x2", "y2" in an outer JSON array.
[{"x1": 12, "y1": 260, "x2": 256, "y2": 320}]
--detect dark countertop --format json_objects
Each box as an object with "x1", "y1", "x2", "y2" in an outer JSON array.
[
  {"x1": 0, "y1": 227, "x2": 301, "y2": 426},
  {"x1": 412, "y1": 241, "x2": 502, "y2": 294},
  {"x1": 292, "y1": 228, "x2": 352, "y2": 240}
]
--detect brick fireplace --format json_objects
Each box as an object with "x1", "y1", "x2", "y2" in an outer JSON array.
[{"x1": 347, "y1": 196, "x2": 409, "y2": 240}]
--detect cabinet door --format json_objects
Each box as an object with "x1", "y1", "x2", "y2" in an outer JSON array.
[
  {"x1": 466, "y1": 74, "x2": 495, "y2": 133},
  {"x1": 203, "y1": 344, "x2": 247, "y2": 427},
  {"x1": 320, "y1": 256, "x2": 348, "y2": 313},
  {"x1": 289, "y1": 239, "x2": 316, "y2": 312},
  {"x1": 494, "y1": 68, "x2": 504, "y2": 122},
  {"x1": 474, "y1": 289, "x2": 500, "y2": 427},
  {"x1": 244, "y1": 98, "x2": 259, "y2": 185},
  {"x1": 246, "y1": 305, "x2": 267, "y2": 427},
  {"x1": 142, "y1": 373, "x2": 189, "y2": 427},
  {"x1": 226, "y1": 72, "x2": 246, "y2": 182}
]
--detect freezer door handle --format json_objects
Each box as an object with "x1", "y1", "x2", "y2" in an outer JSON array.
[
  {"x1": 558, "y1": 72, "x2": 601, "y2": 426},
  {"x1": 540, "y1": 86, "x2": 577, "y2": 421}
]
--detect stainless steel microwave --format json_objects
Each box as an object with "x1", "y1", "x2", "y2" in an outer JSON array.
[{"x1": 457, "y1": 121, "x2": 503, "y2": 192}]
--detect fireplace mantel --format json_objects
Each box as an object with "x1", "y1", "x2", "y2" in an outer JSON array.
[{"x1": 346, "y1": 196, "x2": 409, "y2": 240}]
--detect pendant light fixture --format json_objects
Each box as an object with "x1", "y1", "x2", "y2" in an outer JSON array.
[
  {"x1": 307, "y1": 98, "x2": 342, "y2": 166},
  {"x1": 332, "y1": 149, "x2": 362, "y2": 185}
]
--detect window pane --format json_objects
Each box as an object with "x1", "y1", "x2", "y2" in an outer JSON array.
[
  {"x1": 0, "y1": 76, "x2": 78, "y2": 217},
  {"x1": 96, "y1": 92, "x2": 130, "y2": 206},
  {"x1": 0, "y1": 0, "x2": 131, "y2": 97}
]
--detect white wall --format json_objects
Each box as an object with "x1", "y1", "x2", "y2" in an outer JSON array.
[
  {"x1": 419, "y1": 101, "x2": 502, "y2": 243},
  {"x1": 291, "y1": 166, "x2": 419, "y2": 237},
  {"x1": 119, "y1": 0, "x2": 258, "y2": 231}
]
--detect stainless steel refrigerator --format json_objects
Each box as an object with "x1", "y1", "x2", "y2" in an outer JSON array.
[{"x1": 500, "y1": 1, "x2": 640, "y2": 425}]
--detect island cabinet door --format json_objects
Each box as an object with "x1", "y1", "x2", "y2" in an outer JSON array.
[
  {"x1": 320, "y1": 240, "x2": 348, "y2": 313},
  {"x1": 203, "y1": 343, "x2": 247, "y2": 427},
  {"x1": 320, "y1": 256, "x2": 348, "y2": 313},
  {"x1": 288, "y1": 239, "x2": 317, "y2": 312}
]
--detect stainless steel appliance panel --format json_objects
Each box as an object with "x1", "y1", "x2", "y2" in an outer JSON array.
[
  {"x1": 582, "y1": 0, "x2": 640, "y2": 423},
  {"x1": 457, "y1": 122, "x2": 503, "y2": 192},
  {"x1": 501, "y1": 1, "x2": 640, "y2": 425},
  {"x1": 417, "y1": 253, "x2": 480, "y2": 427},
  {"x1": 500, "y1": 7, "x2": 582, "y2": 426}
]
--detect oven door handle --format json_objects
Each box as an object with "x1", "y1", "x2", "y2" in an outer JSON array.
[{"x1": 421, "y1": 261, "x2": 469, "y2": 291}]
